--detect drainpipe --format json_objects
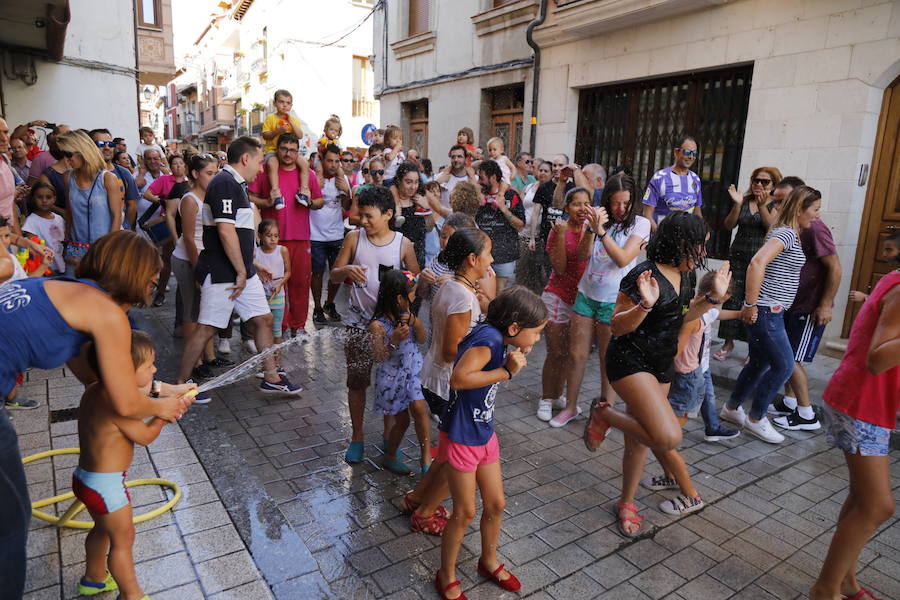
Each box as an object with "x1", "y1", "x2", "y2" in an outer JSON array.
[
  {"x1": 45, "y1": 0, "x2": 71, "y2": 62},
  {"x1": 525, "y1": 0, "x2": 549, "y2": 156}
]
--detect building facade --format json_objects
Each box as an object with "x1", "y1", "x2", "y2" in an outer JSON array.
[
  {"x1": 0, "y1": 0, "x2": 174, "y2": 148},
  {"x1": 374, "y1": 0, "x2": 900, "y2": 350},
  {"x1": 168, "y1": 0, "x2": 380, "y2": 153}
]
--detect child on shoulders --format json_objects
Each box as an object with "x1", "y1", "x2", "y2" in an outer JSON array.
[{"x1": 262, "y1": 89, "x2": 311, "y2": 207}]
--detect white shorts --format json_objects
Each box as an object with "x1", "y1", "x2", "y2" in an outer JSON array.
[
  {"x1": 197, "y1": 274, "x2": 271, "y2": 329},
  {"x1": 541, "y1": 290, "x2": 573, "y2": 324}
]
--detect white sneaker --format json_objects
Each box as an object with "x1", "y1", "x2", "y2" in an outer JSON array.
[
  {"x1": 242, "y1": 339, "x2": 258, "y2": 355},
  {"x1": 659, "y1": 495, "x2": 704, "y2": 516},
  {"x1": 217, "y1": 338, "x2": 231, "y2": 355},
  {"x1": 744, "y1": 416, "x2": 785, "y2": 444},
  {"x1": 537, "y1": 399, "x2": 553, "y2": 421},
  {"x1": 719, "y1": 404, "x2": 746, "y2": 426},
  {"x1": 553, "y1": 396, "x2": 567, "y2": 409}
]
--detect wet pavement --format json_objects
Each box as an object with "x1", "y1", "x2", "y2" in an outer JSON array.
[{"x1": 15, "y1": 283, "x2": 900, "y2": 599}]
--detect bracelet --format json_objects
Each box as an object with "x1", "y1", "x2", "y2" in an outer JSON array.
[
  {"x1": 637, "y1": 302, "x2": 653, "y2": 312},
  {"x1": 598, "y1": 230, "x2": 607, "y2": 240},
  {"x1": 704, "y1": 294, "x2": 721, "y2": 305},
  {"x1": 150, "y1": 380, "x2": 161, "y2": 398},
  {"x1": 502, "y1": 366, "x2": 513, "y2": 380},
  {"x1": 585, "y1": 225, "x2": 595, "y2": 234},
  {"x1": 743, "y1": 301, "x2": 757, "y2": 308}
]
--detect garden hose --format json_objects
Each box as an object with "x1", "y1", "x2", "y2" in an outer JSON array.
[{"x1": 22, "y1": 448, "x2": 181, "y2": 529}]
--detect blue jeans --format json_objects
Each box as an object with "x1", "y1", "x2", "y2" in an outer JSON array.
[
  {"x1": 699, "y1": 369, "x2": 723, "y2": 432},
  {"x1": 727, "y1": 306, "x2": 795, "y2": 420},
  {"x1": 0, "y1": 409, "x2": 30, "y2": 598}
]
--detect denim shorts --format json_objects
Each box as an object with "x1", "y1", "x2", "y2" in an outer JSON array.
[
  {"x1": 492, "y1": 260, "x2": 516, "y2": 280},
  {"x1": 311, "y1": 239, "x2": 343, "y2": 273},
  {"x1": 572, "y1": 292, "x2": 615, "y2": 324},
  {"x1": 824, "y1": 404, "x2": 890, "y2": 457},
  {"x1": 668, "y1": 366, "x2": 705, "y2": 418}
]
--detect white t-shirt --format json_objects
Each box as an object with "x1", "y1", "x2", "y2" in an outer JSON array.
[
  {"x1": 421, "y1": 279, "x2": 481, "y2": 400},
  {"x1": 383, "y1": 150, "x2": 405, "y2": 180},
  {"x1": 22, "y1": 213, "x2": 65, "y2": 273},
  {"x1": 701, "y1": 309, "x2": 719, "y2": 373},
  {"x1": 578, "y1": 215, "x2": 651, "y2": 303},
  {"x1": 440, "y1": 173, "x2": 469, "y2": 209},
  {"x1": 522, "y1": 181, "x2": 541, "y2": 234},
  {"x1": 310, "y1": 175, "x2": 346, "y2": 242}
]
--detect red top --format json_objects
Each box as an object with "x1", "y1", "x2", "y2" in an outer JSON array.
[
  {"x1": 249, "y1": 164, "x2": 322, "y2": 242},
  {"x1": 544, "y1": 227, "x2": 587, "y2": 305},
  {"x1": 824, "y1": 270, "x2": 900, "y2": 428}
]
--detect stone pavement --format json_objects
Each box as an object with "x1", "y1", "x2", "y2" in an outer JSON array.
[{"x1": 14, "y1": 288, "x2": 900, "y2": 599}]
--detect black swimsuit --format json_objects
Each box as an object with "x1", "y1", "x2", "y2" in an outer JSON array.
[{"x1": 605, "y1": 260, "x2": 686, "y2": 384}]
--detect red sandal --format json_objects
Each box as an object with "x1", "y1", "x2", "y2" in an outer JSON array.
[
  {"x1": 477, "y1": 561, "x2": 521, "y2": 592},
  {"x1": 613, "y1": 502, "x2": 645, "y2": 538},
  {"x1": 583, "y1": 398, "x2": 611, "y2": 452},
  {"x1": 410, "y1": 511, "x2": 447, "y2": 535},
  {"x1": 401, "y1": 493, "x2": 449, "y2": 519},
  {"x1": 434, "y1": 571, "x2": 467, "y2": 600},
  {"x1": 845, "y1": 588, "x2": 882, "y2": 600}
]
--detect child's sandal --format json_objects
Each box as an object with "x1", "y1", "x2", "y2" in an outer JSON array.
[
  {"x1": 410, "y1": 511, "x2": 447, "y2": 536},
  {"x1": 434, "y1": 572, "x2": 467, "y2": 600},
  {"x1": 401, "y1": 493, "x2": 449, "y2": 519},
  {"x1": 613, "y1": 502, "x2": 645, "y2": 538}
]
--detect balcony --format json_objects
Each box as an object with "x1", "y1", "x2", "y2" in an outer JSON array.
[
  {"x1": 199, "y1": 102, "x2": 236, "y2": 135},
  {"x1": 352, "y1": 98, "x2": 377, "y2": 118}
]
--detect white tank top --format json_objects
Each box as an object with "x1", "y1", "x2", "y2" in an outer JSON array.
[
  {"x1": 173, "y1": 192, "x2": 204, "y2": 262},
  {"x1": 346, "y1": 230, "x2": 404, "y2": 329},
  {"x1": 254, "y1": 245, "x2": 285, "y2": 297}
]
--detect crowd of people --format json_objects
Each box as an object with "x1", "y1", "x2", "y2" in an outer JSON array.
[{"x1": 0, "y1": 91, "x2": 897, "y2": 600}]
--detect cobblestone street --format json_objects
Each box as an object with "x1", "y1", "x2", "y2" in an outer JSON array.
[{"x1": 15, "y1": 291, "x2": 900, "y2": 599}]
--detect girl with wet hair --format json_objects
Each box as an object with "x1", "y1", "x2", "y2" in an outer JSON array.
[{"x1": 582, "y1": 211, "x2": 732, "y2": 536}]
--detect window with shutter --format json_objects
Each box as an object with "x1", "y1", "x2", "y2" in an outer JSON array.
[{"x1": 408, "y1": 0, "x2": 430, "y2": 36}]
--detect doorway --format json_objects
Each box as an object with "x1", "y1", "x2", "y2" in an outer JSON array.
[
  {"x1": 487, "y1": 85, "x2": 525, "y2": 158},
  {"x1": 402, "y1": 99, "x2": 429, "y2": 156},
  {"x1": 843, "y1": 74, "x2": 900, "y2": 336}
]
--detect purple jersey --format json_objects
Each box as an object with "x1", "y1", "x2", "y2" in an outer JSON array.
[{"x1": 642, "y1": 166, "x2": 703, "y2": 221}]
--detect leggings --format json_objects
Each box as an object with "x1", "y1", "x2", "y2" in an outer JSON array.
[{"x1": 268, "y1": 292, "x2": 285, "y2": 339}]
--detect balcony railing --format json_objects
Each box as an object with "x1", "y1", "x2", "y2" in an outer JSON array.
[{"x1": 352, "y1": 98, "x2": 376, "y2": 118}]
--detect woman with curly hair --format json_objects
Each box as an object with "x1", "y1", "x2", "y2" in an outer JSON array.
[{"x1": 582, "y1": 212, "x2": 731, "y2": 536}]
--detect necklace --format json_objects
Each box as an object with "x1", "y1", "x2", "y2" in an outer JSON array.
[{"x1": 454, "y1": 273, "x2": 478, "y2": 292}]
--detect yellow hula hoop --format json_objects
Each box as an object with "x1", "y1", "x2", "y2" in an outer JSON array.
[{"x1": 22, "y1": 448, "x2": 181, "y2": 529}]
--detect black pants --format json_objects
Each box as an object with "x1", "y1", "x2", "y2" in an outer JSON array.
[{"x1": 0, "y1": 409, "x2": 30, "y2": 599}]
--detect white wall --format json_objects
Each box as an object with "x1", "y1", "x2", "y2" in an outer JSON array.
[{"x1": 3, "y1": 0, "x2": 139, "y2": 145}]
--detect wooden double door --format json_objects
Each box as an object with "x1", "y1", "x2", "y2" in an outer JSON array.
[{"x1": 843, "y1": 74, "x2": 900, "y2": 335}]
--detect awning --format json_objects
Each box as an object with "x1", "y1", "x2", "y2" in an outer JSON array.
[{"x1": 0, "y1": 0, "x2": 70, "y2": 61}]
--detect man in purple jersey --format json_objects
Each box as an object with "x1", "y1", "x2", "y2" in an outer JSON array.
[{"x1": 642, "y1": 136, "x2": 703, "y2": 232}]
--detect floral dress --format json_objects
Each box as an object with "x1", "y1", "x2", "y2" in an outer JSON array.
[{"x1": 373, "y1": 317, "x2": 424, "y2": 415}]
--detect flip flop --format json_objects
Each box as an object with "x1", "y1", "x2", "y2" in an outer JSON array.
[{"x1": 713, "y1": 347, "x2": 732, "y2": 361}]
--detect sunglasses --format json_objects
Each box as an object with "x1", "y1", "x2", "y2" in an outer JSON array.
[
  {"x1": 370, "y1": 169, "x2": 384, "y2": 176},
  {"x1": 362, "y1": 168, "x2": 369, "y2": 174},
  {"x1": 523, "y1": 159, "x2": 533, "y2": 164},
  {"x1": 680, "y1": 149, "x2": 698, "y2": 157},
  {"x1": 341, "y1": 158, "x2": 353, "y2": 162},
  {"x1": 95, "y1": 141, "x2": 115, "y2": 148},
  {"x1": 752, "y1": 178, "x2": 773, "y2": 185}
]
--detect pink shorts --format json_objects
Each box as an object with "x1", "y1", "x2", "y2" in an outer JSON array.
[{"x1": 436, "y1": 431, "x2": 500, "y2": 473}]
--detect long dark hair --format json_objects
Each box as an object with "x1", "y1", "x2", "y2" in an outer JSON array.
[
  {"x1": 439, "y1": 228, "x2": 489, "y2": 272},
  {"x1": 372, "y1": 269, "x2": 416, "y2": 324},
  {"x1": 600, "y1": 172, "x2": 638, "y2": 234},
  {"x1": 393, "y1": 161, "x2": 424, "y2": 196},
  {"x1": 484, "y1": 286, "x2": 547, "y2": 333},
  {"x1": 646, "y1": 211, "x2": 709, "y2": 270}
]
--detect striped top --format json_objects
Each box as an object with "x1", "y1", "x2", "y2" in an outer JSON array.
[{"x1": 758, "y1": 227, "x2": 805, "y2": 309}]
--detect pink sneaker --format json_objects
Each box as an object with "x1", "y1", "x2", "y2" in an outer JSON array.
[{"x1": 549, "y1": 406, "x2": 582, "y2": 428}]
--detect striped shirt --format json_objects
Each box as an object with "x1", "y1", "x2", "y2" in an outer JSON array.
[
  {"x1": 642, "y1": 166, "x2": 703, "y2": 221},
  {"x1": 758, "y1": 227, "x2": 805, "y2": 309}
]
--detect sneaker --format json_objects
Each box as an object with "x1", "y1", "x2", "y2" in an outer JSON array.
[
  {"x1": 536, "y1": 399, "x2": 553, "y2": 421},
  {"x1": 77, "y1": 571, "x2": 118, "y2": 596},
  {"x1": 5, "y1": 396, "x2": 38, "y2": 410},
  {"x1": 414, "y1": 206, "x2": 432, "y2": 216},
  {"x1": 549, "y1": 406, "x2": 582, "y2": 428},
  {"x1": 255, "y1": 368, "x2": 288, "y2": 379},
  {"x1": 553, "y1": 396, "x2": 567, "y2": 409},
  {"x1": 191, "y1": 364, "x2": 214, "y2": 381},
  {"x1": 324, "y1": 303, "x2": 342, "y2": 322},
  {"x1": 242, "y1": 339, "x2": 258, "y2": 355},
  {"x1": 394, "y1": 214, "x2": 406, "y2": 228},
  {"x1": 313, "y1": 308, "x2": 328, "y2": 324},
  {"x1": 659, "y1": 495, "x2": 704, "y2": 516},
  {"x1": 744, "y1": 416, "x2": 785, "y2": 443},
  {"x1": 217, "y1": 338, "x2": 231, "y2": 355},
  {"x1": 641, "y1": 475, "x2": 678, "y2": 491},
  {"x1": 703, "y1": 425, "x2": 741, "y2": 442},
  {"x1": 719, "y1": 404, "x2": 746, "y2": 426},
  {"x1": 767, "y1": 396, "x2": 796, "y2": 416},
  {"x1": 259, "y1": 375, "x2": 302, "y2": 395},
  {"x1": 345, "y1": 441, "x2": 364, "y2": 464},
  {"x1": 773, "y1": 408, "x2": 821, "y2": 431},
  {"x1": 205, "y1": 357, "x2": 234, "y2": 368},
  {"x1": 184, "y1": 379, "x2": 211, "y2": 404}
]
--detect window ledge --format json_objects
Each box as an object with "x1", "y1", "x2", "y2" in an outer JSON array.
[
  {"x1": 390, "y1": 31, "x2": 436, "y2": 59},
  {"x1": 471, "y1": 0, "x2": 539, "y2": 36}
]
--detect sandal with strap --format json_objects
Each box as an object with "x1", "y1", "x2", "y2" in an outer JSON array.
[
  {"x1": 477, "y1": 561, "x2": 522, "y2": 593},
  {"x1": 583, "y1": 398, "x2": 611, "y2": 452},
  {"x1": 434, "y1": 572, "x2": 467, "y2": 600},
  {"x1": 411, "y1": 511, "x2": 448, "y2": 535},
  {"x1": 613, "y1": 502, "x2": 645, "y2": 538},
  {"x1": 401, "y1": 492, "x2": 449, "y2": 519},
  {"x1": 845, "y1": 588, "x2": 882, "y2": 600}
]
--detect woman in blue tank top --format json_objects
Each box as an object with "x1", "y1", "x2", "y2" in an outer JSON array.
[{"x1": 0, "y1": 231, "x2": 193, "y2": 599}]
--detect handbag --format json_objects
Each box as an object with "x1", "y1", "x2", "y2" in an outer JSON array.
[{"x1": 138, "y1": 201, "x2": 171, "y2": 245}]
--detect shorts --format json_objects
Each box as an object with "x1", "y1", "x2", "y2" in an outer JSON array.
[
  {"x1": 436, "y1": 431, "x2": 499, "y2": 473},
  {"x1": 423, "y1": 386, "x2": 448, "y2": 418},
  {"x1": 197, "y1": 274, "x2": 270, "y2": 329},
  {"x1": 344, "y1": 326, "x2": 373, "y2": 390},
  {"x1": 572, "y1": 292, "x2": 615, "y2": 324},
  {"x1": 667, "y1": 366, "x2": 705, "y2": 418},
  {"x1": 786, "y1": 312, "x2": 826, "y2": 363},
  {"x1": 72, "y1": 467, "x2": 131, "y2": 516},
  {"x1": 606, "y1": 339, "x2": 674, "y2": 384},
  {"x1": 171, "y1": 256, "x2": 199, "y2": 322},
  {"x1": 824, "y1": 404, "x2": 890, "y2": 457},
  {"x1": 311, "y1": 239, "x2": 343, "y2": 274},
  {"x1": 541, "y1": 291, "x2": 573, "y2": 324},
  {"x1": 268, "y1": 292, "x2": 285, "y2": 338},
  {"x1": 492, "y1": 260, "x2": 516, "y2": 280}
]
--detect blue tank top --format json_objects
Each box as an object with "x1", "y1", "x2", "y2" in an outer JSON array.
[
  {"x1": 0, "y1": 277, "x2": 103, "y2": 395},
  {"x1": 68, "y1": 170, "x2": 112, "y2": 244}
]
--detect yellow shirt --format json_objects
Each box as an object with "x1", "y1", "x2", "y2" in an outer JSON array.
[{"x1": 262, "y1": 113, "x2": 302, "y2": 153}]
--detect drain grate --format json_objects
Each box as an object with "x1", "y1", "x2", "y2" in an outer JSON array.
[{"x1": 49, "y1": 407, "x2": 78, "y2": 424}]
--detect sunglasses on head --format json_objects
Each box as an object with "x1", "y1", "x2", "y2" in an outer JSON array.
[
  {"x1": 370, "y1": 169, "x2": 384, "y2": 176},
  {"x1": 752, "y1": 177, "x2": 773, "y2": 185},
  {"x1": 680, "y1": 149, "x2": 698, "y2": 157},
  {"x1": 95, "y1": 141, "x2": 115, "y2": 148}
]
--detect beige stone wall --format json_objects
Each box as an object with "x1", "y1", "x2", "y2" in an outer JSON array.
[{"x1": 137, "y1": 0, "x2": 175, "y2": 85}]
